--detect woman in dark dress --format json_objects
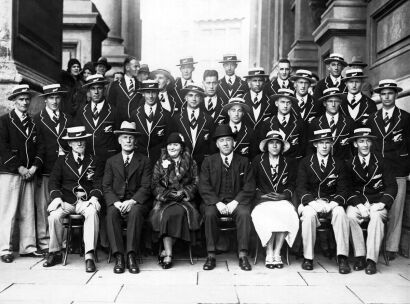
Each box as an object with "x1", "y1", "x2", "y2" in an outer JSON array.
[{"x1": 150, "y1": 132, "x2": 200, "y2": 269}]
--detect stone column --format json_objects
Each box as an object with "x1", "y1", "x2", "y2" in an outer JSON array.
[{"x1": 121, "y1": 0, "x2": 142, "y2": 60}]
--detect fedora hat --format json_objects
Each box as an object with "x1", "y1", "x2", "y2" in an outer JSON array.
[
  {"x1": 270, "y1": 88, "x2": 299, "y2": 104},
  {"x1": 289, "y1": 69, "x2": 316, "y2": 84},
  {"x1": 348, "y1": 56, "x2": 367, "y2": 68},
  {"x1": 243, "y1": 67, "x2": 270, "y2": 79},
  {"x1": 374, "y1": 79, "x2": 403, "y2": 94},
  {"x1": 310, "y1": 128, "x2": 334, "y2": 143},
  {"x1": 7, "y1": 84, "x2": 34, "y2": 101},
  {"x1": 349, "y1": 127, "x2": 377, "y2": 141},
  {"x1": 259, "y1": 130, "x2": 290, "y2": 153},
  {"x1": 94, "y1": 56, "x2": 112, "y2": 71},
  {"x1": 342, "y1": 68, "x2": 367, "y2": 82},
  {"x1": 82, "y1": 74, "x2": 108, "y2": 88},
  {"x1": 212, "y1": 124, "x2": 236, "y2": 140},
  {"x1": 62, "y1": 126, "x2": 92, "y2": 140},
  {"x1": 323, "y1": 53, "x2": 348, "y2": 67},
  {"x1": 39, "y1": 84, "x2": 68, "y2": 97},
  {"x1": 138, "y1": 80, "x2": 161, "y2": 92},
  {"x1": 223, "y1": 97, "x2": 251, "y2": 113},
  {"x1": 318, "y1": 87, "x2": 344, "y2": 102},
  {"x1": 181, "y1": 83, "x2": 206, "y2": 97},
  {"x1": 219, "y1": 54, "x2": 241, "y2": 64},
  {"x1": 176, "y1": 56, "x2": 197, "y2": 66},
  {"x1": 113, "y1": 121, "x2": 141, "y2": 136}
]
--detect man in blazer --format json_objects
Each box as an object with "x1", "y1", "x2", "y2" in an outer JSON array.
[
  {"x1": 201, "y1": 69, "x2": 227, "y2": 125},
  {"x1": 103, "y1": 121, "x2": 152, "y2": 274},
  {"x1": 44, "y1": 126, "x2": 103, "y2": 272},
  {"x1": 346, "y1": 128, "x2": 397, "y2": 274},
  {"x1": 265, "y1": 58, "x2": 294, "y2": 97},
  {"x1": 151, "y1": 69, "x2": 183, "y2": 117},
  {"x1": 199, "y1": 125, "x2": 255, "y2": 271},
  {"x1": 174, "y1": 57, "x2": 197, "y2": 104},
  {"x1": 0, "y1": 85, "x2": 44, "y2": 263},
  {"x1": 296, "y1": 129, "x2": 351, "y2": 274},
  {"x1": 34, "y1": 84, "x2": 72, "y2": 253},
  {"x1": 216, "y1": 54, "x2": 248, "y2": 105},
  {"x1": 340, "y1": 69, "x2": 377, "y2": 127},
  {"x1": 366, "y1": 79, "x2": 410, "y2": 261}
]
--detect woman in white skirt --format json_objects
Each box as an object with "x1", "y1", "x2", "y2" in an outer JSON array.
[{"x1": 251, "y1": 130, "x2": 300, "y2": 268}]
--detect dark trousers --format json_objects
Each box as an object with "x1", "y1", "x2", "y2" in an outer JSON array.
[
  {"x1": 202, "y1": 203, "x2": 251, "y2": 253},
  {"x1": 106, "y1": 204, "x2": 149, "y2": 255}
]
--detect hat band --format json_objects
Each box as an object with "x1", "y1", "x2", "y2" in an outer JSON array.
[
  {"x1": 380, "y1": 83, "x2": 397, "y2": 87},
  {"x1": 67, "y1": 131, "x2": 86, "y2": 138},
  {"x1": 330, "y1": 56, "x2": 344, "y2": 61},
  {"x1": 119, "y1": 128, "x2": 137, "y2": 133}
]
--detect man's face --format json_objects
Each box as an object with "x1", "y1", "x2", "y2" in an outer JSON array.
[
  {"x1": 156, "y1": 73, "x2": 170, "y2": 90},
  {"x1": 314, "y1": 139, "x2": 332, "y2": 157},
  {"x1": 118, "y1": 134, "x2": 135, "y2": 153},
  {"x1": 354, "y1": 138, "x2": 372, "y2": 157},
  {"x1": 126, "y1": 59, "x2": 140, "y2": 77},
  {"x1": 228, "y1": 105, "x2": 244, "y2": 124},
  {"x1": 69, "y1": 140, "x2": 86, "y2": 155},
  {"x1": 248, "y1": 76, "x2": 265, "y2": 93},
  {"x1": 137, "y1": 72, "x2": 149, "y2": 82},
  {"x1": 96, "y1": 64, "x2": 107, "y2": 76},
  {"x1": 14, "y1": 94, "x2": 31, "y2": 113},
  {"x1": 180, "y1": 65, "x2": 194, "y2": 80},
  {"x1": 185, "y1": 91, "x2": 202, "y2": 109},
  {"x1": 203, "y1": 76, "x2": 218, "y2": 97},
  {"x1": 143, "y1": 90, "x2": 158, "y2": 106},
  {"x1": 223, "y1": 62, "x2": 237, "y2": 76},
  {"x1": 216, "y1": 136, "x2": 234, "y2": 155},
  {"x1": 70, "y1": 64, "x2": 81, "y2": 76},
  {"x1": 277, "y1": 62, "x2": 291, "y2": 80},
  {"x1": 275, "y1": 97, "x2": 292, "y2": 115},
  {"x1": 380, "y1": 88, "x2": 397, "y2": 108},
  {"x1": 267, "y1": 139, "x2": 282, "y2": 156},
  {"x1": 89, "y1": 84, "x2": 105, "y2": 103},
  {"x1": 346, "y1": 78, "x2": 362, "y2": 95},
  {"x1": 324, "y1": 97, "x2": 341, "y2": 115},
  {"x1": 327, "y1": 61, "x2": 343, "y2": 77},
  {"x1": 294, "y1": 79, "x2": 310, "y2": 96},
  {"x1": 45, "y1": 94, "x2": 61, "y2": 112}
]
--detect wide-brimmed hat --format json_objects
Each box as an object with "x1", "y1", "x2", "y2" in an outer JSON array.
[
  {"x1": 318, "y1": 87, "x2": 344, "y2": 102},
  {"x1": 82, "y1": 74, "x2": 108, "y2": 88},
  {"x1": 243, "y1": 67, "x2": 270, "y2": 79},
  {"x1": 309, "y1": 128, "x2": 334, "y2": 142},
  {"x1": 223, "y1": 97, "x2": 251, "y2": 113},
  {"x1": 219, "y1": 54, "x2": 241, "y2": 64},
  {"x1": 270, "y1": 88, "x2": 299, "y2": 103},
  {"x1": 323, "y1": 53, "x2": 348, "y2": 67},
  {"x1": 94, "y1": 56, "x2": 112, "y2": 71},
  {"x1": 7, "y1": 84, "x2": 34, "y2": 101},
  {"x1": 342, "y1": 68, "x2": 367, "y2": 82},
  {"x1": 259, "y1": 130, "x2": 290, "y2": 153},
  {"x1": 348, "y1": 56, "x2": 367, "y2": 68},
  {"x1": 213, "y1": 124, "x2": 236, "y2": 140},
  {"x1": 113, "y1": 121, "x2": 140, "y2": 136},
  {"x1": 181, "y1": 83, "x2": 206, "y2": 97},
  {"x1": 150, "y1": 69, "x2": 175, "y2": 83},
  {"x1": 138, "y1": 64, "x2": 150, "y2": 74},
  {"x1": 374, "y1": 79, "x2": 403, "y2": 93},
  {"x1": 176, "y1": 57, "x2": 197, "y2": 66},
  {"x1": 289, "y1": 69, "x2": 316, "y2": 84},
  {"x1": 166, "y1": 132, "x2": 185, "y2": 146},
  {"x1": 39, "y1": 84, "x2": 68, "y2": 97},
  {"x1": 138, "y1": 80, "x2": 161, "y2": 92},
  {"x1": 62, "y1": 126, "x2": 92, "y2": 140},
  {"x1": 349, "y1": 127, "x2": 377, "y2": 141}
]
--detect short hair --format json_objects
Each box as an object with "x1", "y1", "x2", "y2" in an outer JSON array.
[
  {"x1": 123, "y1": 56, "x2": 138, "y2": 73},
  {"x1": 278, "y1": 58, "x2": 291, "y2": 65},
  {"x1": 203, "y1": 70, "x2": 219, "y2": 80}
]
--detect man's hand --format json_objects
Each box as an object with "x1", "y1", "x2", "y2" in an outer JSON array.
[
  {"x1": 308, "y1": 200, "x2": 324, "y2": 213},
  {"x1": 121, "y1": 199, "x2": 136, "y2": 214},
  {"x1": 61, "y1": 201, "x2": 75, "y2": 214},
  {"x1": 18, "y1": 166, "x2": 29, "y2": 179},
  {"x1": 267, "y1": 192, "x2": 287, "y2": 201},
  {"x1": 114, "y1": 201, "x2": 122, "y2": 211},
  {"x1": 370, "y1": 202, "x2": 385, "y2": 212},
  {"x1": 327, "y1": 201, "x2": 339, "y2": 212},
  {"x1": 216, "y1": 202, "x2": 228, "y2": 215},
  {"x1": 47, "y1": 197, "x2": 63, "y2": 213},
  {"x1": 357, "y1": 203, "x2": 370, "y2": 218},
  {"x1": 88, "y1": 196, "x2": 101, "y2": 212},
  {"x1": 226, "y1": 200, "x2": 239, "y2": 215}
]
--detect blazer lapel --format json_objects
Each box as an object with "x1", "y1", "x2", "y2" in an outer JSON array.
[
  {"x1": 352, "y1": 155, "x2": 367, "y2": 182},
  {"x1": 150, "y1": 104, "x2": 164, "y2": 134},
  {"x1": 385, "y1": 107, "x2": 401, "y2": 137},
  {"x1": 82, "y1": 103, "x2": 95, "y2": 131},
  {"x1": 310, "y1": 154, "x2": 323, "y2": 181},
  {"x1": 179, "y1": 111, "x2": 193, "y2": 146},
  {"x1": 135, "y1": 106, "x2": 149, "y2": 135},
  {"x1": 94, "y1": 102, "x2": 111, "y2": 131},
  {"x1": 275, "y1": 156, "x2": 288, "y2": 190},
  {"x1": 65, "y1": 153, "x2": 80, "y2": 178},
  {"x1": 260, "y1": 153, "x2": 275, "y2": 189}
]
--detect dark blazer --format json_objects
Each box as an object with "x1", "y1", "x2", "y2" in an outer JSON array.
[
  {"x1": 264, "y1": 78, "x2": 294, "y2": 97},
  {"x1": 345, "y1": 153, "x2": 397, "y2": 210},
  {"x1": 199, "y1": 153, "x2": 255, "y2": 206},
  {"x1": 366, "y1": 107, "x2": 410, "y2": 177},
  {"x1": 232, "y1": 123, "x2": 258, "y2": 160},
  {"x1": 296, "y1": 154, "x2": 349, "y2": 206},
  {"x1": 200, "y1": 95, "x2": 227, "y2": 125},
  {"x1": 252, "y1": 153, "x2": 297, "y2": 203},
  {"x1": 217, "y1": 76, "x2": 248, "y2": 105},
  {"x1": 102, "y1": 151, "x2": 152, "y2": 207},
  {"x1": 292, "y1": 94, "x2": 321, "y2": 124},
  {"x1": 0, "y1": 110, "x2": 43, "y2": 174},
  {"x1": 340, "y1": 94, "x2": 377, "y2": 127},
  {"x1": 313, "y1": 76, "x2": 347, "y2": 106},
  {"x1": 34, "y1": 109, "x2": 72, "y2": 175},
  {"x1": 173, "y1": 77, "x2": 192, "y2": 108},
  {"x1": 243, "y1": 91, "x2": 276, "y2": 130},
  {"x1": 159, "y1": 89, "x2": 184, "y2": 117},
  {"x1": 49, "y1": 153, "x2": 103, "y2": 205}
]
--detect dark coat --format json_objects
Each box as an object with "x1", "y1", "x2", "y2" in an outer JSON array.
[
  {"x1": 313, "y1": 76, "x2": 347, "y2": 109},
  {"x1": 292, "y1": 94, "x2": 321, "y2": 124},
  {"x1": 199, "y1": 153, "x2": 255, "y2": 206},
  {"x1": 102, "y1": 151, "x2": 152, "y2": 207},
  {"x1": 296, "y1": 154, "x2": 350, "y2": 206},
  {"x1": 345, "y1": 153, "x2": 397, "y2": 210},
  {"x1": 159, "y1": 89, "x2": 184, "y2": 117},
  {"x1": 264, "y1": 78, "x2": 294, "y2": 97},
  {"x1": 232, "y1": 123, "x2": 258, "y2": 160},
  {"x1": 59, "y1": 70, "x2": 82, "y2": 116},
  {"x1": 0, "y1": 110, "x2": 43, "y2": 174},
  {"x1": 339, "y1": 94, "x2": 377, "y2": 127},
  {"x1": 173, "y1": 77, "x2": 191, "y2": 108},
  {"x1": 217, "y1": 76, "x2": 249, "y2": 105},
  {"x1": 243, "y1": 91, "x2": 276, "y2": 130},
  {"x1": 200, "y1": 95, "x2": 227, "y2": 125}
]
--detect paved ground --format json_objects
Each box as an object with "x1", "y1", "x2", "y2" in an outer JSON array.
[{"x1": 0, "y1": 252, "x2": 409, "y2": 304}]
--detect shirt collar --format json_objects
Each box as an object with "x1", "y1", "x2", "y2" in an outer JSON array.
[
  {"x1": 277, "y1": 112, "x2": 290, "y2": 121},
  {"x1": 250, "y1": 91, "x2": 262, "y2": 101},
  {"x1": 347, "y1": 92, "x2": 362, "y2": 102},
  {"x1": 122, "y1": 151, "x2": 134, "y2": 163},
  {"x1": 220, "y1": 152, "x2": 234, "y2": 164},
  {"x1": 317, "y1": 153, "x2": 329, "y2": 164},
  {"x1": 269, "y1": 156, "x2": 279, "y2": 168},
  {"x1": 358, "y1": 153, "x2": 371, "y2": 165},
  {"x1": 225, "y1": 75, "x2": 235, "y2": 83},
  {"x1": 92, "y1": 100, "x2": 105, "y2": 111},
  {"x1": 383, "y1": 107, "x2": 395, "y2": 117},
  {"x1": 144, "y1": 103, "x2": 157, "y2": 113},
  {"x1": 326, "y1": 112, "x2": 339, "y2": 123},
  {"x1": 277, "y1": 78, "x2": 289, "y2": 87},
  {"x1": 14, "y1": 108, "x2": 27, "y2": 120},
  {"x1": 187, "y1": 107, "x2": 199, "y2": 117},
  {"x1": 330, "y1": 75, "x2": 342, "y2": 84},
  {"x1": 124, "y1": 74, "x2": 134, "y2": 84},
  {"x1": 45, "y1": 107, "x2": 59, "y2": 119},
  {"x1": 72, "y1": 151, "x2": 84, "y2": 160},
  {"x1": 229, "y1": 121, "x2": 242, "y2": 130}
]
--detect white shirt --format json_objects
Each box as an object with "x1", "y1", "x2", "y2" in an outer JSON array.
[
  {"x1": 277, "y1": 78, "x2": 289, "y2": 88},
  {"x1": 46, "y1": 107, "x2": 60, "y2": 133},
  {"x1": 277, "y1": 113, "x2": 290, "y2": 126},
  {"x1": 326, "y1": 112, "x2": 339, "y2": 138},
  {"x1": 182, "y1": 79, "x2": 193, "y2": 87},
  {"x1": 14, "y1": 108, "x2": 27, "y2": 121},
  {"x1": 72, "y1": 152, "x2": 84, "y2": 174},
  {"x1": 225, "y1": 75, "x2": 236, "y2": 85},
  {"x1": 330, "y1": 75, "x2": 342, "y2": 86},
  {"x1": 220, "y1": 152, "x2": 233, "y2": 166},
  {"x1": 250, "y1": 91, "x2": 263, "y2": 121},
  {"x1": 296, "y1": 93, "x2": 309, "y2": 118},
  {"x1": 187, "y1": 107, "x2": 200, "y2": 147},
  {"x1": 91, "y1": 100, "x2": 105, "y2": 125},
  {"x1": 229, "y1": 121, "x2": 242, "y2": 133},
  {"x1": 204, "y1": 96, "x2": 217, "y2": 112},
  {"x1": 268, "y1": 156, "x2": 279, "y2": 175},
  {"x1": 144, "y1": 103, "x2": 157, "y2": 132},
  {"x1": 382, "y1": 107, "x2": 395, "y2": 132},
  {"x1": 122, "y1": 151, "x2": 134, "y2": 164},
  {"x1": 124, "y1": 75, "x2": 135, "y2": 91},
  {"x1": 317, "y1": 154, "x2": 329, "y2": 168},
  {"x1": 159, "y1": 91, "x2": 171, "y2": 112},
  {"x1": 359, "y1": 153, "x2": 370, "y2": 166},
  {"x1": 347, "y1": 93, "x2": 362, "y2": 119}
]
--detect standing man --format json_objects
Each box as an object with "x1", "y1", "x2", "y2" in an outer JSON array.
[
  {"x1": 199, "y1": 125, "x2": 255, "y2": 271},
  {"x1": 265, "y1": 59, "x2": 294, "y2": 97},
  {"x1": 217, "y1": 54, "x2": 248, "y2": 105},
  {"x1": 0, "y1": 85, "x2": 43, "y2": 263},
  {"x1": 103, "y1": 121, "x2": 152, "y2": 274},
  {"x1": 137, "y1": 64, "x2": 150, "y2": 82},
  {"x1": 151, "y1": 69, "x2": 182, "y2": 117},
  {"x1": 367, "y1": 79, "x2": 410, "y2": 261},
  {"x1": 202, "y1": 70, "x2": 226, "y2": 125},
  {"x1": 174, "y1": 56, "x2": 197, "y2": 104},
  {"x1": 347, "y1": 56, "x2": 373, "y2": 98}
]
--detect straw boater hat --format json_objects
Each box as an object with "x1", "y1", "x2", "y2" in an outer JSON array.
[
  {"x1": 94, "y1": 56, "x2": 112, "y2": 71},
  {"x1": 373, "y1": 79, "x2": 403, "y2": 94},
  {"x1": 82, "y1": 74, "x2": 108, "y2": 88},
  {"x1": 62, "y1": 126, "x2": 92, "y2": 140},
  {"x1": 349, "y1": 127, "x2": 377, "y2": 142},
  {"x1": 176, "y1": 56, "x2": 197, "y2": 66},
  {"x1": 113, "y1": 121, "x2": 140, "y2": 136},
  {"x1": 310, "y1": 129, "x2": 334, "y2": 142},
  {"x1": 212, "y1": 124, "x2": 236, "y2": 140},
  {"x1": 323, "y1": 53, "x2": 348, "y2": 67},
  {"x1": 270, "y1": 88, "x2": 299, "y2": 104},
  {"x1": 222, "y1": 96, "x2": 251, "y2": 113},
  {"x1": 181, "y1": 83, "x2": 206, "y2": 97},
  {"x1": 289, "y1": 69, "x2": 317, "y2": 84},
  {"x1": 348, "y1": 56, "x2": 367, "y2": 68},
  {"x1": 243, "y1": 67, "x2": 270, "y2": 79},
  {"x1": 138, "y1": 80, "x2": 161, "y2": 92},
  {"x1": 219, "y1": 54, "x2": 241, "y2": 64},
  {"x1": 8, "y1": 84, "x2": 34, "y2": 101},
  {"x1": 342, "y1": 69, "x2": 367, "y2": 82},
  {"x1": 39, "y1": 84, "x2": 68, "y2": 97},
  {"x1": 259, "y1": 130, "x2": 290, "y2": 153},
  {"x1": 318, "y1": 87, "x2": 344, "y2": 102}
]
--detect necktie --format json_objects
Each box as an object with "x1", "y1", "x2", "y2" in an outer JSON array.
[
  {"x1": 228, "y1": 77, "x2": 233, "y2": 86},
  {"x1": 92, "y1": 103, "x2": 99, "y2": 120},
  {"x1": 124, "y1": 156, "x2": 130, "y2": 167},
  {"x1": 159, "y1": 93, "x2": 165, "y2": 103},
  {"x1": 349, "y1": 96, "x2": 359, "y2": 109},
  {"x1": 299, "y1": 97, "x2": 306, "y2": 111},
  {"x1": 224, "y1": 156, "x2": 230, "y2": 168},
  {"x1": 184, "y1": 80, "x2": 188, "y2": 87},
  {"x1": 320, "y1": 158, "x2": 326, "y2": 172},
  {"x1": 281, "y1": 116, "x2": 287, "y2": 128},
  {"x1": 330, "y1": 116, "x2": 336, "y2": 134},
  {"x1": 207, "y1": 98, "x2": 213, "y2": 111},
  {"x1": 128, "y1": 79, "x2": 134, "y2": 96},
  {"x1": 334, "y1": 80, "x2": 339, "y2": 87},
  {"x1": 361, "y1": 157, "x2": 368, "y2": 172},
  {"x1": 147, "y1": 106, "x2": 154, "y2": 122},
  {"x1": 271, "y1": 164, "x2": 278, "y2": 181},
  {"x1": 252, "y1": 96, "x2": 260, "y2": 109},
  {"x1": 190, "y1": 110, "x2": 197, "y2": 129},
  {"x1": 76, "y1": 155, "x2": 83, "y2": 170},
  {"x1": 384, "y1": 112, "x2": 390, "y2": 126},
  {"x1": 21, "y1": 113, "x2": 30, "y2": 134},
  {"x1": 233, "y1": 125, "x2": 238, "y2": 134},
  {"x1": 282, "y1": 81, "x2": 286, "y2": 88}
]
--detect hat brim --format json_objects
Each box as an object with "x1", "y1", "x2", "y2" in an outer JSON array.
[
  {"x1": 309, "y1": 135, "x2": 334, "y2": 143},
  {"x1": 7, "y1": 91, "x2": 35, "y2": 101},
  {"x1": 270, "y1": 94, "x2": 299, "y2": 104},
  {"x1": 349, "y1": 134, "x2": 377, "y2": 141},
  {"x1": 212, "y1": 132, "x2": 237, "y2": 140},
  {"x1": 62, "y1": 134, "x2": 92, "y2": 140},
  {"x1": 289, "y1": 75, "x2": 316, "y2": 84},
  {"x1": 324, "y1": 58, "x2": 348, "y2": 67},
  {"x1": 181, "y1": 88, "x2": 206, "y2": 97},
  {"x1": 318, "y1": 93, "x2": 345, "y2": 103},
  {"x1": 243, "y1": 74, "x2": 270, "y2": 79},
  {"x1": 137, "y1": 87, "x2": 161, "y2": 92},
  {"x1": 374, "y1": 86, "x2": 403, "y2": 94},
  {"x1": 219, "y1": 60, "x2": 241, "y2": 64},
  {"x1": 223, "y1": 102, "x2": 251, "y2": 113},
  {"x1": 94, "y1": 62, "x2": 112, "y2": 71},
  {"x1": 259, "y1": 138, "x2": 290, "y2": 153},
  {"x1": 342, "y1": 75, "x2": 367, "y2": 82},
  {"x1": 176, "y1": 62, "x2": 198, "y2": 66},
  {"x1": 113, "y1": 130, "x2": 141, "y2": 136},
  {"x1": 39, "y1": 90, "x2": 68, "y2": 97},
  {"x1": 82, "y1": 80, "x2": 109, "y2": 88}
]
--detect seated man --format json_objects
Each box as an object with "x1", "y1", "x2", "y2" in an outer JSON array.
[
  {"x1": 199, "y1": 124, "x2": 255, "y2": 271},
  {"x1": 44, "y1": 126, "x2": 103, "y2": 272},
  {"x1": 296, "y1": 129, "x2": 351, "y2": 274},
  {"x1": 346, "y1": 128, "x2": 397, "y2": 274},
  {"x1": 103, "y1": 121, "x2": 152, "y2": 274}
]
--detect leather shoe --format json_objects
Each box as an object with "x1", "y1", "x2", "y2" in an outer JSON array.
[
  {"x1": 386, "y1": 251, "x2": 396, "y2": 261},
  {"x1": 302, "y1": 258, "x2": 313, "y2": 270},
  {"x1": 203, "y1": 256, "x2": 216, "y2": 270},
  {"x1": 43, "y1": 252, "x2": 62, "y2": 267},
  {"x1": 338, "y1": 256, "x2": 351, "y2": 274},
  {"x1": 162, "y1": 256, "x2": 173, "y2": 269},
  {"x1": 365, "y1": 259, "x2": 377, "y2": 275},
  {"x1": 353, "y1": 256, "x2": 366, "y2": 271},
  {"x1": 127, "y1": 253, "x2": 140, "y2": 274},
  {"x1": 239, "y1": 256, "x2": 252, "y2": 271},
  {"x1": 85, "y1": 259, "x2": 96, "y2": 273},
  {"x1": 1, "y1": 254, "x2": 14, "y2": 263},
  {"x1": 113, "y1": 253, "x2": 125, "y2": 274}
]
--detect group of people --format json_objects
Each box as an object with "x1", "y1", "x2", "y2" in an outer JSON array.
[{"x1": 0, "y1": 52, "x2": 408, "y2": 277}]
